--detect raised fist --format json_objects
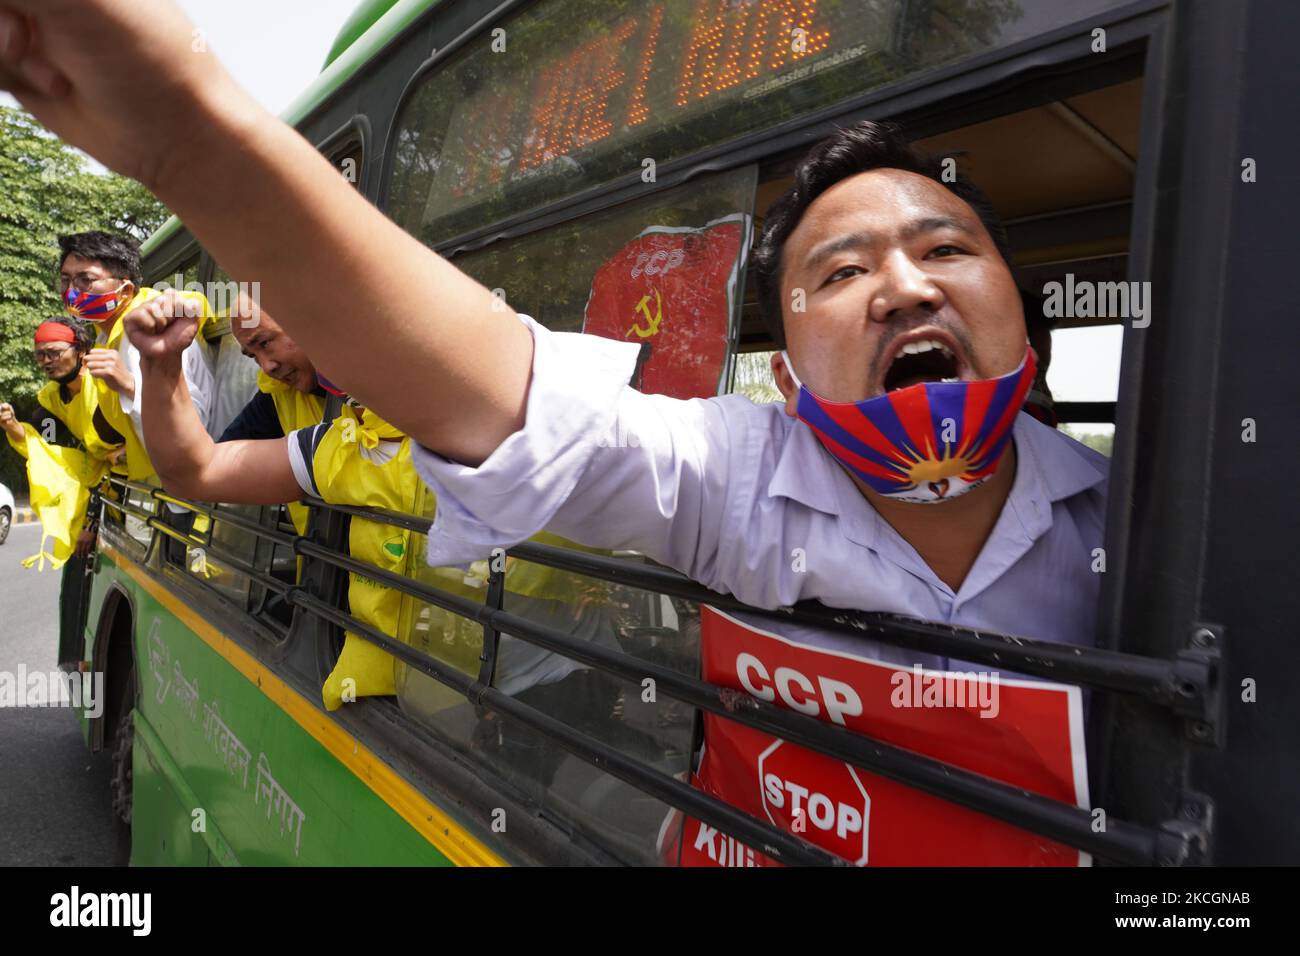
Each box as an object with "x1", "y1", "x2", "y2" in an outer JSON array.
[
  {"x1": 0, "y1": 1, "x2": 245, "y2": 191},
  {"x1": 124, "y1": 290, "x2": 201, "y2": 361},
  {"x1": 0, "y1": 402, "x2": 22, "y2": 441}
]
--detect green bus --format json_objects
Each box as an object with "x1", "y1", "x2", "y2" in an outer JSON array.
[{"x1": 60, "y1": 0, "x2": 1298, "y2": 865}]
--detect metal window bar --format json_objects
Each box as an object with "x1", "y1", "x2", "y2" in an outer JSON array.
[
  {"x1": 107, "y1": 480, "x2": 1196, "y2": 864},
  {"x1": 304, "y1": 498, "x2": 1216, "y2": 722},
  {"x1": 288, "y1": 588, "x2": 843, "y2": 867},
  {"x1": 291, "y1": 534, "x2": 1181, "y2": 866}
]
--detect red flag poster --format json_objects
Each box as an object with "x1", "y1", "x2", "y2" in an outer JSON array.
[
  {"x1": 663, "y1": 607, "x2": 1090, "y2": 866},
  {"x1": 582, "y1": 215, "x2": 747, "y2": 400}
]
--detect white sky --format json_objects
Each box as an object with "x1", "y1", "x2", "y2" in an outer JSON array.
[
  {"x1": 2, "y1": 1, "x2": 359, "y2": 116},
  {"x1": 175, "y1": 0, "x2": 364, "y2": 116},
  {"x1": 0, "y1": 0, "x2": 358, "y2": 155}
]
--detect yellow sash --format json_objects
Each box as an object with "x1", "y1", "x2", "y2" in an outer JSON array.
[
  {"x1": 29, "y1": 373, "x2": 127, "y2": 472},
  {"x1": 13, "y1": 425, "x2": 107, "y2": 571},
  {"x1": 312, "y1": 406, "x2": 421, "y2": 711},
  {"x1": 257, "y1": 371, "x2": 326, "y2": 539}
]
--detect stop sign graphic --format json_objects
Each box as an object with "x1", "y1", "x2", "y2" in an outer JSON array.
[{"x1": 757, "y1": 739, "x2": 871, "y2": 866}]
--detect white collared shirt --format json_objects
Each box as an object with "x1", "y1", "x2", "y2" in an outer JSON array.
[{"x1": 412, "y1": 315, "x2": 1109, "y2": 664}]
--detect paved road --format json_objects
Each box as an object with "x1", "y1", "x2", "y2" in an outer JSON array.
[{"x1": 0, "y1": 523, "x2": 127, "y2": 866}]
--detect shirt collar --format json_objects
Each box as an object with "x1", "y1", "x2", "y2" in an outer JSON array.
[
  {"x1": 1013, "y1": 411, "x2": 1108, "y2": 504},
  {"x1": 767, "y1": 411, "x2": 1107, "y2": 550},
  {"x1": 766, "y1": 413, "x2": 848, "y2": 517}
]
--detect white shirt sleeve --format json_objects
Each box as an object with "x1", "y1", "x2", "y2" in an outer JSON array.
[
  {"x1": 285, "y1": 423, "x2": 329, "y2": 498},
  {"x1": 119, "y1": 338, "x2": 213, "y2": 435},
  {"x1": 117, "y1": 340, "x2": 146, "y2": 437},
  {"x1": 411, "y1": 314, "x2": 748, "y2": 581},
  {"x1": 183, "y1": 337, "x2": 216, "y2": 432}
]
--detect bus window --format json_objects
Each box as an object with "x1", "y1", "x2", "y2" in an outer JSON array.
[
  {"x1": 394, "y1": 166, "x2": 753, "y2": 861},
  {"x1": 120, "y1": 483, "x2": 156, "y2": 552},
  {"x1": 732, "y1": 75, "x2": 1142, "y2": 456},
  {"x1": 913, "y1": 78, "x2": 1141, "y2": 446},
  {"x1": 205, "y1": 267, "x2": 263, "y2": 440},
  {"x1": 729, "y1": 350, "x2": 783, "y2": 404},
  {"x1": 387, "y1": 0, "x2": 1132, "y2": 247},
  {"x1": 394, "y1": 487, "x2": 699, "y2": 864},
  {"x1": 449, "y1": 165, "x2": 755, "y2": 382},
  {"x1": 168, "y1": 504, "x2": 259, "y2": 609}
]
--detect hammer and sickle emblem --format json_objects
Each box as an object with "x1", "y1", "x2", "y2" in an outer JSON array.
[{"x1": 625, "y1": 288, "x2": 663, "y2": 339}]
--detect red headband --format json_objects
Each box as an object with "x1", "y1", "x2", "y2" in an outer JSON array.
[{"x1": 35, "y1": 321, "x2": 77, "y2": 345}]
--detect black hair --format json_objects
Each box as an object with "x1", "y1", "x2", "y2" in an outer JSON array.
[
  {"x1": 38, "y1": 315, "x2": 96, "y2": 354},
  {"x1": 753, "y1": 121, "x2": 1010, "y2": 348},
  {"x1": 56, "y1": 230, "x2": 144, "y2": 288}
]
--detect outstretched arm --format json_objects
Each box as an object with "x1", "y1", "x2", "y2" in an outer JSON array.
[
  {"x1": 126, "y1": 294, "x2": 300, "y2": 505},
  {"x1": 0, "y1": 0, "x2": 532, "y2": 467}
]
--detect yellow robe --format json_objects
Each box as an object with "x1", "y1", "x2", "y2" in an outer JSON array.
[
  {"x1": 312, "y1": 406, "x2": 420, "y2": 711},
  {"x1": 8, "y1": 425, "x2": 107, "y2": 570},
  {"x1": 257, "y1": 370, "x2": 326, "y2": 539}
]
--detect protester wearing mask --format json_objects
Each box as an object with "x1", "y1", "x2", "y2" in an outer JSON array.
[
  {"x1": 56, "y1": 230, "x2": 215, "y2": 482},
  {"x1": 122, "y1": 292, "x2": 622, "y2": 733},
  {"x1": 12, "y1": 1, "x2": 1111, "y2": 658},
  {"x1": 0, "y1": 317, "x2": 121, "y2": 564},
  {"x1": 0, "y1": 7, "x2": 1111, "y2": 858}
]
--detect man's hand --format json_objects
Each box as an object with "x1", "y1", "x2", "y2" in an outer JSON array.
[
  {"x1": 1, "y1": 0, "x2": 534, "y2": 466},
  {"x1": 0, "y1": 1, "x2": 250, "y2": 190},
  {"x1": 83, "y1": 348, "x2": 135, "y2": 397},
  {"x1": 124, "y1": 291, "x2": 201, "y2": 363},
  {"x1": 0, "y1": 402, "x2": 24, "y2": 442},
  {"x1": 75, "y1": 527, "x2": 97, "y2": 558}
]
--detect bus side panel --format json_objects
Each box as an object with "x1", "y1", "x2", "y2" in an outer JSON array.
[
  {"x1": 108, "y1": 551, "x2": 456, "y2": 866},
  {"x1": 131, "y1": 711, "x2": 221, "y2": 866}
]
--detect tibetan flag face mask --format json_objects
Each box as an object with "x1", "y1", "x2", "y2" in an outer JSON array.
[
  {"x1": 784, "y1": 345, "x2": 1036, "y2": 504},
  {"x1": 64, "y1": 282, "x2": 130, "y2": 322}
]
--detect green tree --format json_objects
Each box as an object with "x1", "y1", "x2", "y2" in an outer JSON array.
[{"x1": 0, "y1": 104, "x2": 170, "y2": 494}]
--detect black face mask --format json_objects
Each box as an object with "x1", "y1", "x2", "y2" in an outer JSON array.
[{"x1": 53, "y1": 354, "x2": 84, "y2": 388}]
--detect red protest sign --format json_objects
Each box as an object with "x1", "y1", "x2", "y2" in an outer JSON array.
[
  {"x1": 582, "y1": 215, "x2": 745, "y2": 400},
  {"x1": 663, "y1": 607, "x2": 1089, "y2": 866}
]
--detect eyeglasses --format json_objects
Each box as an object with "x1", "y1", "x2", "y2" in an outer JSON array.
[
  {"x1": 56, "y1": 272, "x2": 124, "y2": 294},
  {"x1": 34, "y1": 345, "x2": 75, "y2": 363}
]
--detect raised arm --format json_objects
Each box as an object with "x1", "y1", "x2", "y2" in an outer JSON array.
[
  {"x1": 125, "y1": 294, "x2": 301, "y2": 505},
  {"x1": 0, "y1": 0, "x2": 532, "y2": 466}
]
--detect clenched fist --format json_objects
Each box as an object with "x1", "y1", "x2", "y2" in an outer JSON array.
[
  {"x1": 0, "y1": 1, "x2": 248, "y2": 192},
  {"x1": 84, "y1": 348, "x2": 134, "y2": 397},
  {"x1": 124, "y1": 290, "x2": 201, "y2": 362},
  {"x1": 0, "y1": 401, "x2": 23, "y2": 442}
]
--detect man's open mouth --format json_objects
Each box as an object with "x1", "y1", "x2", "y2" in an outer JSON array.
[{"x1": 882, "y1": 334, "x2": 966, "y2": 392}]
